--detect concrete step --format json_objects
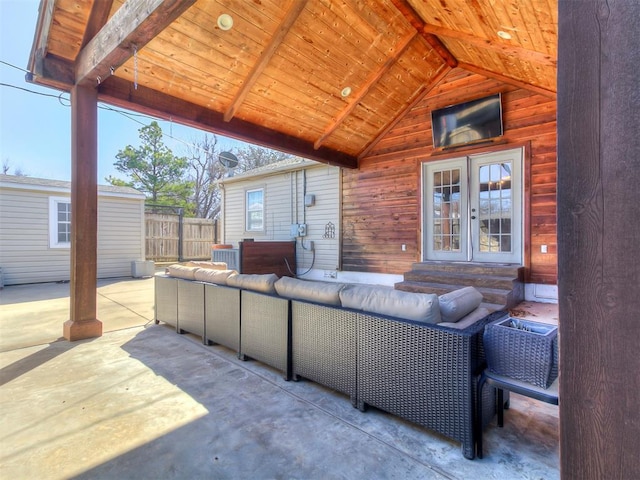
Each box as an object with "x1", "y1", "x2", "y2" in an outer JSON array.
[
  {"x1": 402, "y1": 270, "x2": 518, "y2": 290},
  {"x1": 394, "y1": 280, "x2": 514, "y2": 306},
  {"x1": 410, "y1": 261, "x2": 523, "y2": 279}
]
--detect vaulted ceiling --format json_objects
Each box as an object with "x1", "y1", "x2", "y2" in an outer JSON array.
[{"x1": 28, "y1": 0, "x2": 557, "y2": 168}]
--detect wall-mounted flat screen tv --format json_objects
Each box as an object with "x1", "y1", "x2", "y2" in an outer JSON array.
[{"x1": 431, "y1": 94, "x2": 503, "y2": 149}]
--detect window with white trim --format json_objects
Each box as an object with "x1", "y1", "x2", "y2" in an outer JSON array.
[
  {"x1": 245, "y1": 188, "x2": 264, "y2": 232},
  {"x1": 49, "y1": 196, "x2": 71, "y2": 248}
]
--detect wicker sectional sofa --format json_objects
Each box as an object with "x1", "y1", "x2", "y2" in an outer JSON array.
[{"x1": 154, "y1": 263, "x2": 506, "y2": 459}]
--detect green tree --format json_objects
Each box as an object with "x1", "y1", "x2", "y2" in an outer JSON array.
[{"x1": 107, "y1": 122, "x2": 192, "y2": 212}]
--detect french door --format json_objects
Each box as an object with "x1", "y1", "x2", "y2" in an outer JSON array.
[{"x1": 423, "y1": 148, "x2": 523, "y2": 264}]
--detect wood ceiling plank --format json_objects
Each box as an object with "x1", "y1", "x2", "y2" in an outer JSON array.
[
  {"x1": 225, "y1": 0, "x2": 308, "y2": 122},
  {"x1": 421, "y1": 24, "x2": 555, "y2": 66},
  {"x1": 115, "y1": 53, "x2": 237, "y2": 111},
  {"x1": 459, "y1": 62, "x2": 555, "y2": 98},
  {"x1": 75, "y1": 0, "x2": 197, "y2": 86},
  {"x1": 442, "y1": 36, "x2": 555, "y2": 92},
  {"x1": 141, "y1": 29, "x2": 253, "y2": 88},
  {"x1": 314, "y1": 31, "x2": 417, "y2": 150},
  {"x1": 357, "y1": 64, "x2": 451, "y2": 159}
]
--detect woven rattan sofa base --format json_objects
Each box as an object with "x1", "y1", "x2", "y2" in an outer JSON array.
[
  {"x1": 177, "y1": 280, "x2": 206, "y2": 342},
  {"x1": 291, "y1": 300, "x2": 358, "y2": 407},
  {"x1": 357, "y1": 310, "x2": 506, "y2": 460},
  {"x1": 154, "y1": 274, "x2": 178, "y2": 330},
  {"x1": 204, "y1": 284, "x2": 240, "y2": 352},
  {"x1": 239, "y1": 290, "x2": 291, "y2": 380}
]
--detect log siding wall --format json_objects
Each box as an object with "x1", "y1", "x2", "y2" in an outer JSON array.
[{"x1": 342, "y1": 69, "x2": 557, "y2": 284}]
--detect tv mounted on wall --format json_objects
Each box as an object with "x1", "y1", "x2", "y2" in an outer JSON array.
[{"x1": 431, "y1": 93, "x2": 503, "y2": 149}]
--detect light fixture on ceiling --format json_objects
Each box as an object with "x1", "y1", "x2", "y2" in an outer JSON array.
[
  {"x1": 497, "y1": 30, "x2": 512, "y2": 40},
  {"x1": 217, "y1": 13, "x2": 234, "y2": 31},
  {"x1": 341, "y1": 86, "x2": 352, "y2": 98}
]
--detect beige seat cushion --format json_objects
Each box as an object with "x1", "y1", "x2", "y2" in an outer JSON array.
[
  {"x1": 275, "y1": 276, "x2": 345, "y2": 306},
  {"x1": 167, "y1": 264, "x2": 200, "y2": 280},
  {"x1": 226, "y1": 273, "x2": 279, "y2": 294},
  {"x1": 438, "y1": 286, "x2": 484, "y2": 323},
  {"x1": 193, "y1": 268, "x2": 238, "y2": 285},
  {"x1": 339, "y1": 285, "x2": 441, "y2": 324}
]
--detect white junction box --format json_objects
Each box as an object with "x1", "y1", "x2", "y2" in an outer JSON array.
[{"x1": 290, "y1": 223, "x2": 307, "y2": 237}]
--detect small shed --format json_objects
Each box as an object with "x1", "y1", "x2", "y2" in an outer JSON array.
[
  {"x1": 0, "y1": 174, "x2": 146, "y2": 285},
  {"x1": 219, "y1": 159, "x2": 341, "y2": 279}
]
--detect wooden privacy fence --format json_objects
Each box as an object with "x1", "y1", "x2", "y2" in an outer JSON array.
[{"x1": 146, "y1": 213, "x2": 215, "y2": 262}]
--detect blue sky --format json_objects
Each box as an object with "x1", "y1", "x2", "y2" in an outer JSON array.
[{"x1": 0, "y1": 0, "x2": 244, "y2": 182}]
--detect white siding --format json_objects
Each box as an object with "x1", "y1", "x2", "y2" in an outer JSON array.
[
  {"x1": 0, "y1": 188, "x2": 69, "y2": 285},
  {"x1": 97, "y1": 196, "x2": 145, "y2": 278},
  {"x1": 221, "y1": 164, "x2": 340, "y2": 272},
  {"x1": 0, "y1": 183, "x2": 145, "y2": 285}
]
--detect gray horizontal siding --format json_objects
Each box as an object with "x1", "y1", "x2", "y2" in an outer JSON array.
[
  {"x1": 222, "y1": 164, "x2": 340, "y2": 272},
  {"x1": 0, "y1": 186, "x2": 144, "y2": 285}
]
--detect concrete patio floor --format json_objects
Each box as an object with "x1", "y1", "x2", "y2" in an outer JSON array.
[{"x1": 0, "y1": 276, "x2": 559, "y2": 479}]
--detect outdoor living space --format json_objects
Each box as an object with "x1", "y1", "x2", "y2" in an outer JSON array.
[{"x1": 0, "y1": 276, "x2": 559, "y2": 479}]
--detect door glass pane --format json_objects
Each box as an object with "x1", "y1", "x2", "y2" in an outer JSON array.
[
  {"x1": 478, "y1": 162, "x2": 512, "y2": 253},
  {"x1": 432, "y1": 168, "x2": 461, "y2": 252}
]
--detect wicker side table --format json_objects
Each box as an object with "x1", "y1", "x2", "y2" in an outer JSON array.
[{"x1": 476, "y1": 369, "x2": 559, "y2": 458}]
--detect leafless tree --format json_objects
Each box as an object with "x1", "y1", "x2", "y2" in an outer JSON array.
[
  {"x1": 235, "y1": 145, "x2": 296, "y2": 172},
  {"x1": 185, "y1": 134, "x2": 225, "y2": 219},
  {"x1": 2, "y1": 159, "x2": 26, "y2": 176}
]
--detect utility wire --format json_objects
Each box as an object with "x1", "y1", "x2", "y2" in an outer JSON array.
[{"x1": 0, "y1": 77, "x2": 233, "y2": 157}]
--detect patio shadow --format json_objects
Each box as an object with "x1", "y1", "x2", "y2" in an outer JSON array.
[{"x1": 0, "y1": 337, "x2": 80, "y2": 386}]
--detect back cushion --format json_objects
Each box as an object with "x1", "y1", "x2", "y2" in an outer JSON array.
[
  {"x1": 226, "y1": 273, "x2": 279, "y2": 294},
  {"x1": 275, "y1": 276, "x2": 345, "y2": 306},
  {"x1": 185, "y1": 261, "x2": 228, "y2": 270},
  {"x1": 167, "y1": 264, "x2": 199, "y2": 280},
  {"x1": 438, "y1": 286, "x2": 484, "y2": 323},
  {"x1": 340, "y1": 285, "x2": 441, "y2": 324},
  {"x1": 193, "y1": 268, "x2": 238, "y2": 285}
]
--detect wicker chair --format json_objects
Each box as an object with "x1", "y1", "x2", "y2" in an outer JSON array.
[
  {"x1": 177, "y1": 279, "x2": 206, "y2": 341},
  {"x1": 238, "y1": 290, "x2": 292, "y2": 380},
  {"x1": 154, "y1": 274, "x2": 178, "y2": 330},
  {"x1": 291, "y1": 300, "x2": 358, "y2": 406},
  {"x1": 356, "y1": 310, "x2": 506, "y2": 460},
  {"x1": 204, "y1": 284, "x2": 241, "y2": 352}
]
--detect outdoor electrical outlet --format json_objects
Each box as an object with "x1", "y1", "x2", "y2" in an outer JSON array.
[
  {"x1": 541, "y1": 244, "x2": 548, "y2": 253},
  {"x1": 401, "y1": 244, "x2": 407, "y2": 251}
]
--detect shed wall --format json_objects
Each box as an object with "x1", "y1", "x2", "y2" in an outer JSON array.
[
  {"x1": 222, "y1": 164, "x2": 340, "y2": 272},
  {"x1": 0, "y1": 186, "x2": 144, "y2": 285}
]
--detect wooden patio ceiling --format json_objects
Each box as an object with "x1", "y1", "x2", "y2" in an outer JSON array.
[{"x1": 28, "y1": 0, "x2": 557, "y2": 168}]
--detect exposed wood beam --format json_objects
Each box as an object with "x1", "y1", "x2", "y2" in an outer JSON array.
[
  {"x1": 314, "y1": 31, "x2": 417, "y2": 150},
  {"x1": 98, "y1": 77, "x2": 358, "y2": 169},
  {"x1": 27, "y1": 55, "x2": 75, "y2": 90},
  {"x1": 27, "y1": 0, "x2": 58, "y2": 84},
  {"x1": 390, "y1": 0, "x2": 458, "y2": 68},
  {"x1": 422, "y1": 24, "x2": 556, "y2": 68},
  {"x1": 81, "y1": 0, "x2": 115, "y2": 49},
  {"x1": 359, "y1": 64, "x2": 452, "y2": 160},
  {"x1": 459, "y1": 62, "x2": 556, "y2": 98},
  {"x1": 224, "y1": 0, "x2": 308, "y2": 122},
  {"x1": 75, "y1": 0, "x2": 196, "y2": 87}
]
